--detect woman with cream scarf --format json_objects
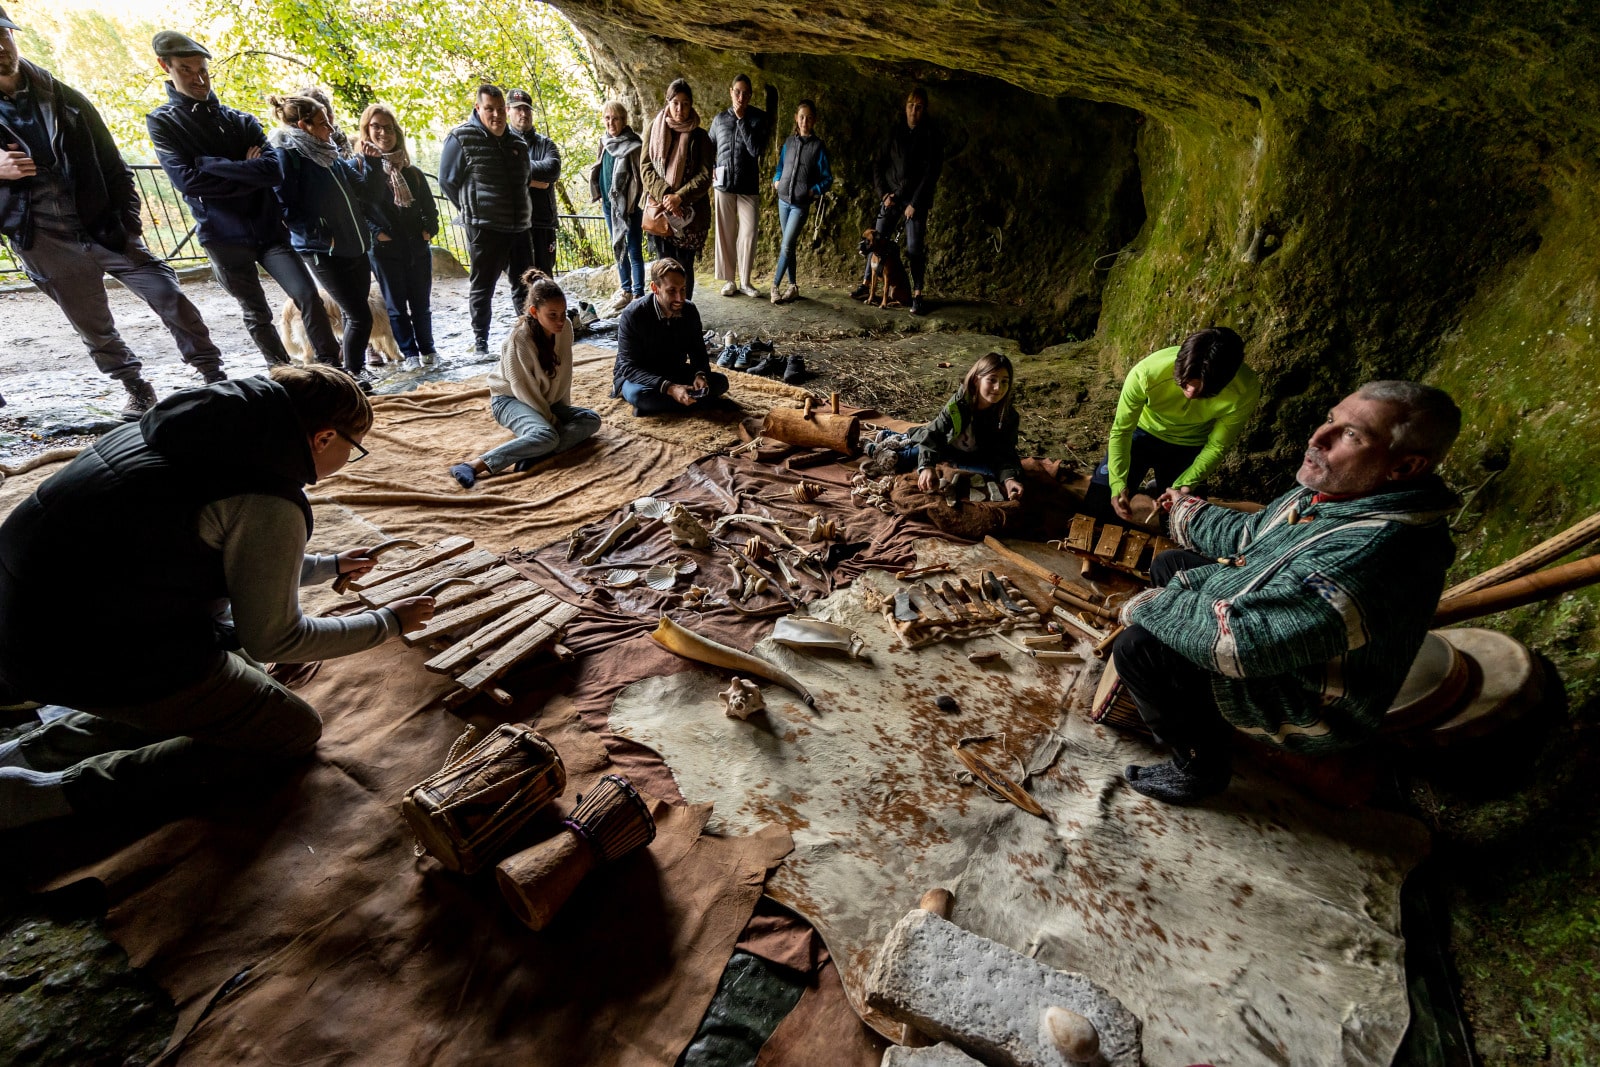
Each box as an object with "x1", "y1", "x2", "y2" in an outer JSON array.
[{"x1": 640, "y1": 79, "x2": 714, "y2": 298}]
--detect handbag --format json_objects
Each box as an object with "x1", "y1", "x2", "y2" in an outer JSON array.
[{"x1": 641, "y1": 195, "x2": 672, "y2": 238}]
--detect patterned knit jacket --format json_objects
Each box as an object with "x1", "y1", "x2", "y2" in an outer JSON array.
[{"x1": 1124, "y1": 477, "x2": 1459, "y2": 753}]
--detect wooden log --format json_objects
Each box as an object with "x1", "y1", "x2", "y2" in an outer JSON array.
[
  {"x1": 359, "y1": 549, "x2": 500, "y2": 607},
  {"x1": 424, "y1": 596, "x2": 558, "y2": 674},
  {"x1": 1432, "y1": 554, "x2": 1600, "y2": 626},
  {"x1": 455, "y1": 603, "x2": 582, "y2": 691},
  {"x1": 1440, "y1": 510, "x2": 1600, "y2": 602},
  {"x1": 760, "y1": 406, "x2": 861, "y2": 455},
  {"x1": 1093, "y1": 523, "x2": 1125, "y2": 559},
  {"x1": 403, "y1": 582, "x2": 548, "y2": 646},
  {"x1": 349, "y1": 536, "x2": 475, "y2": 592},
  {"x1": 1066, "y1": 515, "x2": 1097, "y2": 552}
]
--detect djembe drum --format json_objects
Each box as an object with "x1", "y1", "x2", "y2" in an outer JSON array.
[
  {"x1": 402, "y1": 723, "x2": 567, "y2": 875},
  {"x1": 496, "y1": 774, "x2": 657, "y2": 931},
  {"x1": 1088, "y1": 659, "x2": 1155, "y2": 738}
]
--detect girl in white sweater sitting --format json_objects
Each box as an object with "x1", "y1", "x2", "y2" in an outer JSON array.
[{"x1": 450, "y1": 270, "x2": 603, "y2": 487}]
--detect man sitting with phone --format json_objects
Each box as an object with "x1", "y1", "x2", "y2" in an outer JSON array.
[{"x1": 613, "y1": 257, "x2": 730, "y2": 416}]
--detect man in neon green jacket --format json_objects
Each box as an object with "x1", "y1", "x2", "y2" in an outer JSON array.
[{"x1": 1087, "y1": 327, "x2": 1261, "y2": 521}]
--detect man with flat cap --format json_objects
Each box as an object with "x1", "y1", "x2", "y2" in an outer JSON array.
[
  {"x1": 146, "y1": 30, "x2": 341, "y2": 371},
  {"x1": 505, "y1": 87, "x2": 562, "y2": 278},
  {"x1": 0, "y1": 7, "x2": 226, "y2": 419}
]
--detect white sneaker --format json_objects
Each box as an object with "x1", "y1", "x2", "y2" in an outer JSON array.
[
  {"x1": 782, "y1": 284, "x2": 799, "y2": 303},
  {"x1": 721, "y1": 282, "x2": 739, "y2": 297},
  {"x1": 739, "y1": 284, "x2": 761, "y2": 298}
]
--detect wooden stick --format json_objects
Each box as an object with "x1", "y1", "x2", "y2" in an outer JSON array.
[
  {"x1": 1050, "y1": 587, "x2": 1117, "y2": 622},
  {"x1": 347, "y1": 536, "x2": 472, "y2": 592},
  {"x1": 981, "y1": 536, "x2": 1097, "y2": 598},
  {"x1": 358, "y1": 549, "x2": 500, "y2": 607},
  {"x1": 455, "y1": 604, "x2": 582, "y2": 691},
  {"x1": 1092, "y1": 623, "x2": 1124, "y2": 660},
  {"x1": 1052, "y1": 606, "x2": 1107, "y2": 643},
  {"x1": 1440, "y1": 510, "x2": 1600, "y2": 602},
  {"x1": 1432, "y1": 553, "x2": 1600, "y2": 626}
]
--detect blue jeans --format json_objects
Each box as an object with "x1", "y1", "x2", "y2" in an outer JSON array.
[
  {"x1": 620, "y1": 371, "x2": 730, "y2": 417},
  {"x1": 606, "y1": 205, "x2": 646, "y2": 296},
  {"x1": 370, "y1": 237, "x2": 435, "y2": 359},
  {"x1": 773, "y1": 199, "x2": 808, "y2": 287},
  {"x1": 480, "y1": 395, "x2": 602, "y2": 473},
  {"x1": 893, "y1": 442, "x2": 997, "y2": 480}
]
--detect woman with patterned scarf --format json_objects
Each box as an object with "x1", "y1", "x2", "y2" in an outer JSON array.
[
  {"x1": 640, "y1": 79, "x2": 713, "y2": 298},
  {"x1": 354, "y1": 104, "x2": 440, "y2": 368}
]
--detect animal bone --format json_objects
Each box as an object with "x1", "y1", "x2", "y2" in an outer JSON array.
[
  {"x1": 720, "y1": 677, "x2": 766, "y2": 720},
  {"x1": 665, "y1": 503, "x2": 711, "y2": 549},
  {"x1": 774, "y1": 554, "x2": 802, "y2": 590},
  {"x1": 648, "y1": 616, "x2": 815, "y2": 705},
  {"x1": 712, "y1": 513, "x2": 802, "y2": 550},
  {"x1": 579, "y1": 511, "x2": 640, "y2": 566},
  {"x1": 806, "y1": 515, "x2": 837, "y2": 543}
]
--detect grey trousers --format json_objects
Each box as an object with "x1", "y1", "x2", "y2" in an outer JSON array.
[
  {"x1": 207, "y1": 239, "x2": 339, "y2": 366},
  {"x1": 14, "y1": 229, "x2": 224, "y2": 381},
  {"x1": 16, "y1": 651, "x2": 322, "y2": 816}
]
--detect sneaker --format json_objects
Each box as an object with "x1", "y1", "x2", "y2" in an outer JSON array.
[
  {"x1": 449, "y1": 462, "x2": 477, "y2": 489},
  {"x1": 910, "y1": 295, "x2": 929, "y2": 316},
  {"x1": 781, "y1": 354, "x2": 810, "y2": 385},
  {"x1": 419, "y1": 352, "x2": 438, "y2": 367},
  {"x1": 350, "y1": 369, "x2": 375, "y2": 395},
  {"x1": 739, "y1": 284, "x2": 760, "y2": 298},
  {"x1": 366, "y1": 347, "x2": 384, "y2": 367},
  {"x1": 782, "y1": 284, "x2": 799, "y2": 304},
  {"x1": 746, "y1": 354, "x2": 783, "y2": 377},
  {"x1": 721, "y1": 282, "x2": 739, "y2": 297},
  {"x1": 770, "y1": 286, "x2": 782, "y2": 305},
  {"x1": 120, "y1": 378, "x2": 158, "y2": 421},
  {"x1": 716, "y1": 344, "x2": 742, "y2": 369},
  {"x1": 472, "y1": 339, "x2": 490, "y2": 356},
  {"x1": 608, "y1": 290, "x2": 633, "y2": 313},
  {"x1": 849, "y1": 283, "x2": 870, "y2": 301},
  {"x1": 402, "y1": 356, "x2": 422, "y2": 372},
  {"x1": 732, "y1": 346, "x2": 755, "y2": 372},
  {"x1": 200, "y1": 367, "x2": 228, "y2": 385}
]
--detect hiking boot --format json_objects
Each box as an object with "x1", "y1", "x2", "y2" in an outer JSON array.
[
  {"x1": 849, "y1": 283, "x2": 870, "y2": 301},
  {"x1": 608, "y1": 290, "x2": 633, "y2": 313},
  {"x1": 781, "y1": 354, "x2": 810, "y2": 385},
  {"x1": 770, "y1": 286, "x2": 782, "y2": 305},
  {"x1": 366, "y1": 347, "x2": 385, "y2": 367},
  {"x1": 782, "y1": 284, "x2": 799, "y2": 304},
  {"x1": 420, "y1": 351, "x2": 438, "y2": 368},
  {"x1": 120, "y1": 378, "x2": 158, "y2": 421},
  {"x1": 200, "y1": 367, "x2": 228, "y2": 385},
  {"x1": 721, "y1": 281, "x2": 739, "y2": 297},
  {"x1": 739, "y1": 284, "x2": 760, "y2": 298},
  {"x1": 910, "y1": 295, "x2": 929, "y2": 316},
  {"x1": 472, "y1": 338, "x2": 490, "y2": 356}
]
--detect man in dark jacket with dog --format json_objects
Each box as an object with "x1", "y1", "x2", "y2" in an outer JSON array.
[
  {"x1": 146, "y1": 30, "x2": 339, "y2": 370},
  {"x1": 0, "y1": 8, "x2": 225, "y2": 419},
  {"x1": 854, "y1": 86, "x2": 942, "y2": 316},
  {"x1": 439, "y1": 84, "x2": 533, "y2": 355}
]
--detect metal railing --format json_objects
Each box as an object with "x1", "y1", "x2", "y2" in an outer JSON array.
[{"x1": 1, "y1": 164, "x2": 611, "y2": 281}]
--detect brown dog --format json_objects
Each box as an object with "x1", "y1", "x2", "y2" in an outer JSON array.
[
  {"x1": 859, "y1": 228, "x2": 913, "y2": 309},
  {"x1": 278, "y1": 288, "x2": 403, "y2": 365}
]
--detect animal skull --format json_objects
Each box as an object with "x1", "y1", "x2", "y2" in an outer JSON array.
[
  {"x1": 665, "y1": 503, "x2": 710, "y2": 549},
  {"x1": 720, "y1": 677, "x2": 766, "y2": 720}
]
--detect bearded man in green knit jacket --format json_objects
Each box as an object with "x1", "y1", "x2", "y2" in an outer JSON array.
[{"x1": 1113, "y1": 380, "x2": 1462, "y2": 804}]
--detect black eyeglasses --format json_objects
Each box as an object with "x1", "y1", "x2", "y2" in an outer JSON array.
[{"x1": 337, "y1": 429, "x2": 369, "y2": 462}]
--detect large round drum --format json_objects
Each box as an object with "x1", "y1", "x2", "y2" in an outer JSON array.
[{"x1": 1381, "y1": 631, "x2": 1471, "y2": 735}]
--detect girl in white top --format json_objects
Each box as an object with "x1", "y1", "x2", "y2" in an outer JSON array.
[{"x1": 449, "y1": 270, "x2": 602, "y2": 487}]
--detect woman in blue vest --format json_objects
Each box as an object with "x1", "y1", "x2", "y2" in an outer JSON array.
[
  {"x1": 354, "y1": 103, "x2": 439, "y2": 369},
  {"x1": 769, "y1": 99, "x2": 832, "y2": 305},
  {"x1": 268, "y1": 94, "x2": 384, "y2": 386}
]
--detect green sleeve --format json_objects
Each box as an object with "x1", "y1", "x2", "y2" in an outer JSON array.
[
  {"x1": 1172, "y1": 378, "x2": 1261, "y2": 488},
  {"x1": 1105, "y1": 365, "x2": 1151, "y2": 496},
  {"x1": 1167, "y1": 496, "x2": 1262, "y2": 559}
]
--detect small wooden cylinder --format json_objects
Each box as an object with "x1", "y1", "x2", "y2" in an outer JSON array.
[
  {"x1": 762, "y1": 407, "x2": 861, "y2": 455},
  {"x1": 496, "y1": 830, "x2": 596, "y2": 931}
]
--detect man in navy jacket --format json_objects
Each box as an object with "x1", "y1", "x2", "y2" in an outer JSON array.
[
  {"x1": 612, "y1": 258, "x2": 728, "y2": 416},
  {"x1": 146, "y1": 31, "x2": 339, "y2": 369}
]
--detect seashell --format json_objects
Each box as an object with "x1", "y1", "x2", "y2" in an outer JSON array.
[
  {"x1": 674, "y1": 559, "x2": 698, "y2": 576},
  {"x1": 602, "y1": 568, "x2": 640, "y2": 588},
  {"x1": 632, "y1": 496, "x2": 669, "y2": 519},
  {"x1": 645, "y1": 564, "x2": 679, "y2": 591}
]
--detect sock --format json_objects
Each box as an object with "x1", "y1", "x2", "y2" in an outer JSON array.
[
  {"x1": 1124, "y1": 758, "x2": 1230, "y2": 805},
  {"x1": 0, "y1": 766, "x2": 72, "y2": 829},
  {"x1": 0, "y1": 733, "x2": 34, "y2": 769},
  {"x1": 449, "y1": 463, "x2": 477, "y2": 489}
]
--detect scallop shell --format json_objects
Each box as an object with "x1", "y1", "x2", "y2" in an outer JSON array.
[
  {"x1": 632, "y1": 496, "x2": 669, "y2": 519},
  {"x1": 602, "y1": 568, "x2": 640, "y2": 588},
  {"x1": 674, "y1": 559, "x2": 699, "y2": 576},
  {"x1": 645, "y1": 564, "x2": 679, "y2": 591}
]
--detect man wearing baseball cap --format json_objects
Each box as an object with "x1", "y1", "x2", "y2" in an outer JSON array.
[
  {"x1": 505, "y1": 87, "x2": 562, "y2": 277},
  {"x1": 146, "y1": 29, "x2": 341, "y2": 371},
  {"x1": 0, "y1": 6, "x2": 227, "y2": 419}
]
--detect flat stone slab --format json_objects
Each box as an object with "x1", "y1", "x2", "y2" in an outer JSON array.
[
  {"x1": 866, "y1": 909, "x2": 1141, "y2": 1067},
  {"x1": 882, "y1": 1042, "x2": 985, "y2": 1066}
]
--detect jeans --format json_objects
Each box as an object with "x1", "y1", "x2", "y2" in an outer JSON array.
[
  {"x1": 1111, "y1": 549, "x2": 1233, "y2": 768},
  {"x1": 1085, "y1": 427, "x2": 1205, "y2": 517},
  {"x1": 466, "y1": 225, "x2": 534, "y2": 345},
  {"x1": 863, "y1": 202, "x2": 929, "y2": 293},
  {"x1": 15, "y1": 229, "x2": 223, "y2": 381},
  {"x1": 480, "y1": 395, "x2": 602, "y2": 473},
  {"x1": 606, "y1": 205, "x2": 645, "y2": 295},
  {"x1": 17, "y1": 650, "x2": 322, "y2": 816},
  {"x1": 620, "y1": 370, "x2": 729, "y2": 416},
  {"x1": 648, "y1": 236, "x2": 697, "y2": 298},
  {"x1": 892, "y1": 442, "x2": 997, "y2": 480},
  {"x1": 370, "y1": 237, "x2": 436, "y2": 359},
  {"x1": 208, "y1": 239, "x2": 337, "y2": 366},
  {"x1": 773, "y1": 199, "x2": 808, "y2": 288},
  {"x1": 304, "y1": 252, "x2": 374, "y2": 373}
]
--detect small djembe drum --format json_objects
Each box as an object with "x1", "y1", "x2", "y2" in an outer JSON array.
[
  {"x1": 496, "y1": 774, "x2": 657, "y2": 931},
  {"x1": 402, "y1": 723, "x2": 567, "y2": 875},
  {"x1": 1089, "y1": 660, "x2": 1155, "y2": 738}
]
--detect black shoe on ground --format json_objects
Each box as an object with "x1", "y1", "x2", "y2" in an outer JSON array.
[
  {"x1": 849, "y1": 283, "x2": 870, "y2": 301},
  {"x1": 909, "y1": 295, "x2": 929, "y2": 316},
  {"x1": 201, "y1": 368, "x2": 228, "y2": 385},
  {"x1": 781, "y1": 354, "x2": 810, "y2": 385},
  {"x1": 350, "y1": 368, "x2": 376, "y2": 395},
  {"x1": 120, "y1": 378, "x2": 158, "y2": 421},
  {"x1": 746, "y1": 354, "x2": 783, "y2": 377},
  {"x1": 1123, "y1": 756, "x2": 1231, "y2": 805},
  {"x1": 473, "y1": 339, "x2": 490, "y2": 356}
]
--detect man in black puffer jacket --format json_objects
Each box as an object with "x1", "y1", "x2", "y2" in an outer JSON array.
[
  {"x1": 438, "y1": 84, "x2": 533, "y2": 354},
  {"x1": 0, "y1": 8, "x2": 224, "y2": 419},
  {"x1": 707, "y1": 73, "x2": 769, "y2": 298},
  {"x1": 0, "y1": 365, "x2": 437, "y2": 830},
  {"x1": 146, "y1": 30, "x2": 340, "y2": 369},
  {"x1": 854, "y1": 86, "x2": 943, "y2": 317}
]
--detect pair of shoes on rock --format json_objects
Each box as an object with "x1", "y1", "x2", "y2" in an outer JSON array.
[
  {"x1": 909, "y1": 295, "x2": 929, "y2": 316},
  {"x1": 1123, "y1": 754, "x2": 1231, "y2": 804},
  {"x1": 449, "y1": 462, "x2": 478, "y2": 489},
  {"x1": 608, "y1": 290, "x2": 633, "y2": 313},
  {"x1": 120, "y1": 378, "x2": 159, "y2": 421},
  {"x1": 721, "y1": 281, "x2": 739, "y2": 298}
]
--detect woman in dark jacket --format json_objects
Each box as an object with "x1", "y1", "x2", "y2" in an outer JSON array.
[
  {"x1": 354, "y1": 104, "x2": 439, "y2": 368},
  {"x1": 639, "y1": 79, "x2": 713, "y2": 298},
  {"x1": 769, "y1": 99, "x2": 833, "y2": 305},
  {"x1": 268, "y1": 94, "x2": 382, "y2": 383}
]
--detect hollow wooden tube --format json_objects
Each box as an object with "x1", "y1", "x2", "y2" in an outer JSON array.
[
  {"x1": 1441, "y1": 510, "x2": 1600, "y2": 601},
  {"x1": 761, "y1": 407, "x2": 861, "y2": 455},
  {"x1": 496, "y1": 830, "x2": 596, "y2": 932},
  {"x1": 1432, "y1": 554, "x2": 1600, "y2": 626}
]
